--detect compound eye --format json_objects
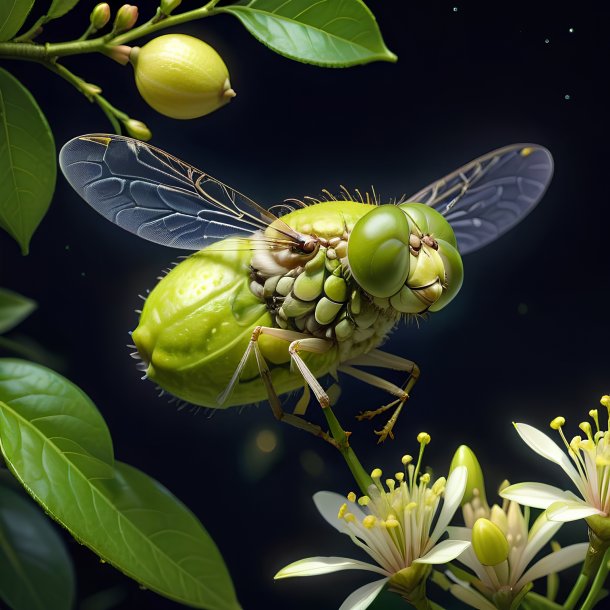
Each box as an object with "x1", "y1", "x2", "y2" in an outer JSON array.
[{"x1": 347, "y1": 205, "x2": 411, "y2": 298}]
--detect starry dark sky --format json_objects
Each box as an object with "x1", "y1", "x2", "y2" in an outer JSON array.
[{"x1": 1, "y1": 1, "x2": 610, "y2": 609}]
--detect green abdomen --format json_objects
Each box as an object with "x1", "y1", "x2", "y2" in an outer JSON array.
[{"x1": 132, "y1": 239, "x2": 339, "y2": 408}]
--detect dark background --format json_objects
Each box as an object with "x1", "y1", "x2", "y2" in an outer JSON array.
[{"x1": 1, "y1": 1, "x2": 609, "y2": 609}]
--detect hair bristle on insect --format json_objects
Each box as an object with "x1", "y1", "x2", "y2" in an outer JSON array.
[{"x1": 286, "y1": 185, "x2": 391, "y2": 208}]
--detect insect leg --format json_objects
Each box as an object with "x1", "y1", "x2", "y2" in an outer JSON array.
[
  {"x1": 288, "y1": 337, "x2": 334, "y2": 408},
  {"x1": 338, "y1": 349, "x2": 420, "y2": 443},
  {"x1": 219, "y1": 326, "x2": 338, "y2": 446}
]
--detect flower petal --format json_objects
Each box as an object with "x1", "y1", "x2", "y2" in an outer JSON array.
[
  {"x1": 500, "y1": 482, "x2": 570, "y2": 509},
  {"x1": 429, "y1": 466, "x2": 468, "y2": 544},
  {"x1": 314, "y1": 491, "x2": 366, "y2": 534},
  {"x1": 546, "y1": 500, "x2": 605, "y2": 522},
  {"x1": 513, "y1": 512, "x2": 562, "y2": 577},
  {"x1": 414, "y1": 539, "x2": 471, "y2": 564},
  {"x1": 515, "y1": 543, "x2": 588, "y2": 591},
  {"x1": 450, "y1": 583, "x2": 497, "y2": 610},
  {"x1": 338, "y1": 578, "x2": 389, "y2": 610},
  {"x1": 514, "y1": 423, "x2": 586, "y2": 496},
  {"x1": 451, "y1": 544, "x2": 493, "y2": 586},
  {"x1": 446, "y1": 526, "x2": 472, "y2": 542},
  {"x1": 274, "y1": 556, "x2": 388, "y2": 579}
]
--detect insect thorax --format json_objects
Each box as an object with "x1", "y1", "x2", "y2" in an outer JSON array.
[{"x1": 249, "y1": 235, "x2": 399, "y2": 361}]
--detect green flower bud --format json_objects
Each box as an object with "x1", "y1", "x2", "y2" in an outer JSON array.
[
  {"x1": 124, "y1": 119, "x2": 152, "y2": 141},
  {"x1": 160, "y1": 0, "x2": 182, "y2": 15},
  {"x1": 90, "y1": 3, "x2": 111, "y2": 30},
  {"x1": 450, "y1": 445, "x2": 487, "y2": 506},
  {"x1": 114, "y1": 4, "x2": 138, "y2": 33},
  {"x1": 130, "y1": 34, "x2": 236, "y2": 120},
  {"x1": 472, "y1": 518, "x2": 509, "y2": 566}
]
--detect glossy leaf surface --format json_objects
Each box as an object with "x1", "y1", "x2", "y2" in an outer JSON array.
[
  {"x1": 0, "y1": 69, "x2": 56, "y2": 254},
  {"x1": 219, "y1": 0, "x2": 396, "y2": 67},
  {"x1": 0, "y1": 359, "x2": 240, "y2": 610},
  {"x1": 47, "y1": 0, "x2": 81, "y2": 19},
  {"x1": 0, "y1": 1, "x2": 35, "y2": 40}
]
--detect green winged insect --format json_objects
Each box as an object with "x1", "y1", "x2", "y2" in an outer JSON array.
[{"x1": 59, "y1": 135, "x2": 552, "y2": 442}]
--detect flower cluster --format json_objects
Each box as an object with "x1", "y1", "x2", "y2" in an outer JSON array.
[
  {"x1": 446, "y1": 445, "x2": 587, "y2": 610},
  {"x1": 275, "y1": 433, "x2": 469, "y2": 609},
  {"x1": 501, "y1": 396, "x2": 610, "y2": 539},
  {"x1": 277, "y1": 397, "x2": 610, "y2": 610}
]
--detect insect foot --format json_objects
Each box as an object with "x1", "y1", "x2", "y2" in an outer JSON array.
[{"x1": 130, "y1": 34, "x2": 236, "y2": 119}]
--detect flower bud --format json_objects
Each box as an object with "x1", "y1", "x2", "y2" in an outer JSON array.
[
  {"x1": 114, "y1": 4, "x2": 138, "y2": 33},
  {"x1": 472, "y1": 518, "x2": 509, "y2": 566},
  {"x1": 450, "y1": 445, "x2": 487, "y2": 506},
  {"x1": 104, "y1": 44, "x2": 132, "y2": 66},
  {"x1": 124, "y1": 119, "x2": 152, "y2": 141},
  {"x1": 130, "y1": 34, "x2": 236, "y2": 120},
  {"x1": 90, "y1": 3, "x2": 111, "y2": 30},
  {"x1": 160, "y1": 0, "x2": 182, "y2": 15},
  {"x1": 81, "y1": 82, "x2": 102, "y2": 100}
]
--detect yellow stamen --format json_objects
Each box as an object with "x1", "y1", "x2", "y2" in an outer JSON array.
[
  {"x1": 402, "y1": 455, "x2": 412, "y2": 466},
  {"x1": 347, "y1": 492, "x2": 357, "y2": 503},
  {"x1": 344, "y1": 512, "x2": 356, "y2": 523},
  {"x1": 590, "y1": 409, "x2": 600, "y2": 433},
  {"x1": 432, "y1": 477, "x2": 446, "y2": 494},
  {"x1": 363, "y1": 515, "x2": 377, "y2": 528},
  {"x1": 358, "y1": 495, "x2": 370, "y2": 506},
  {"x1": 550, "y1": 416, "x2": 565, "y2": 430},
  {"x1": 384, "y1": 518, "x2": 399, "y2": 529},
  {"x1": 600, "y1": 395, "x2": 610, "y2": 409},
  {"x1": 371, "y1": 468, "x2": 382, "y2": 480},
  {"x1": 579, "y1": 421, "x2": 593, "y2": 441},
  {"x1": 417, "y1": 432, "x2": 431, "y2": 445},
  {"x1": 395, "y1": 472, "x2": 405, "y2": 482},
  {"x1": 338, "y1": 503, "x2": 348, "y2": 519},
  {"x1": 420, "y1": 473, "x2": 431, "y2": 485},
  {"x1": 406, "y1": 502, "x2": 417, "y2": 511},
  {"x1": 386, "y1": 479, "x2": 396, "y2": 492},
  {"x1": 580, "y1": 439, "x2": 595, "y2": 452}
]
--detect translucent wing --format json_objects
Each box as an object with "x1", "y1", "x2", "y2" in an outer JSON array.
[
  {"x1": 59, "y1": 134, "x2": 293, "y2": 250},
  {"x1": 406, "y1": 144, "x2": 553, "y2": 255}
]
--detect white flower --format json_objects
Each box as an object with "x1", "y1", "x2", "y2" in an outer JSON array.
[
  {"x1": 275, "y1": 433, "x2": 470, "y2": 610},
  {"x1": 447, "y1": 499, "x2": 587, "y2": 610},
  {"x1": 500, "y1": 397, "x2": 610, "y2": 530}
]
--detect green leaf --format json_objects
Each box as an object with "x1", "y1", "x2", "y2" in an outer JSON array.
[
  {"x1": 0, "y1": 68, "x2": 56, "y2": 255},
  {"x1": 0, "y1": 359, "x2": 241, "y2": 610},
  {"x1": 47, "y1": 0, "x2": 81, "y2": 20},
  {"x1": 0, "y1": 288, "x2": 36, "y2": 334},
  {"x1": 219, "y1": 0, "x2": 397, "y2": 67},
  {"x1": 0, "y1": 481, "x2": 75, "y2": 610},
  {"x1": 0, "y1": 358, "x2": 114, "y2": 471},
  {"x1": 96, "y1": 462, "x2": 241, "y2": 610},
  {"x1": 0, "y1": 1, "x2": 35, "y2": 41}
]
